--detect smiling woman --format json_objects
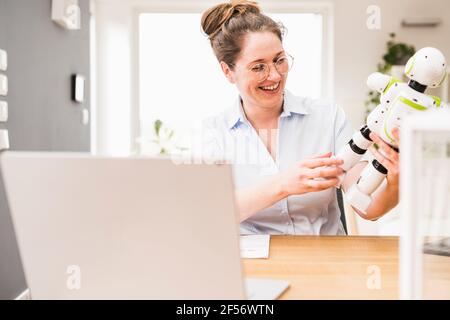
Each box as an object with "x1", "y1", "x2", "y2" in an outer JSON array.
[
  {"x1": 200, "y1": 0, "x2": 351, "y2": 235},
  {"x1": 200, "y1": 0, "x2": 399, "y2": 235},
  {"x1": 202, "y1": 1, "x2": 287, "y2": 117}
]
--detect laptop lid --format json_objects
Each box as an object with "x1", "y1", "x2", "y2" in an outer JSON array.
[{"x1": 0, "y1": 152, "x2": 244, "y2": 299}]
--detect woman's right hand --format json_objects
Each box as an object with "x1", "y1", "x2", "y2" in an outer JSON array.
[{"x1": 278, "y1": 152, "x2": 344, "y2": 197}]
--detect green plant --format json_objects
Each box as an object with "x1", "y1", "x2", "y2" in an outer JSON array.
[
  {"x1": 151, "y1": 119, "x2": 175, "y2": 155},
  {"x1": 150, "y1": 119, "x2": 188, "y2": 155},
  {"x1": 365, "y1": 33, "x2": 416, "y2": 117},
  {"x1": 378, "y1": 33, "x2": 416, "y2": 73}
]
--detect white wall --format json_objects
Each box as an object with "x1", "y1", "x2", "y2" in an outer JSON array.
[{"x1": 93, "y1": 0, "x2": 450, "y2": 233}]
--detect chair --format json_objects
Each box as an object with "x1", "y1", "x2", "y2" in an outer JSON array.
[{"x1": 337, "y1": 188, "x2": 347, "y2": 234}]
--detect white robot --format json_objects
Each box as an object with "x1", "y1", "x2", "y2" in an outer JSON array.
[{"x1": 336, "y1": 47, "x2": 448, "y2": 213}]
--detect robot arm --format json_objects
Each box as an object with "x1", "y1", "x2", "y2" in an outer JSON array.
[{"x1": 367, "y1": 72, "x2": 395, "y2": 94}]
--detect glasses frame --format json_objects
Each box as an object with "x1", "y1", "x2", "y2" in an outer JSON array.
[{"x1": 248, "y1": 53, "x2": 295, "y2": 83}]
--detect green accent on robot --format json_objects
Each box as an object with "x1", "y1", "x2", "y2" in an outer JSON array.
[
  {"x1": 405, "y1": 57, "x2": 415, "y2": 76},
  {"x1": 384, "y1": 124, "x2": 396, "y2": 145},
  {"x1": 431, "y1": 95, "x2": 442, "y2": 107},
  {"x1": 399, "y1": 96, "x2": 428, "y2": 111},
  {"x1": 382, "y1": 95, "x2": 427, "y2": 145},
  {"x1": 383, "y1": 77, "x2": 402, "y2": 94}
]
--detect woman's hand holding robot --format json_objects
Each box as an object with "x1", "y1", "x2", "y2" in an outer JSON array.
[
  {"x1": 337, "y1": 47, "x2": 448, "y2": 213},
  {"x1": 369, "y1": 127, "x2": 400, "y2": 199}
]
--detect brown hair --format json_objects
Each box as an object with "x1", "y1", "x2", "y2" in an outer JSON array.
[{"x1": 201, "y1": 0, "x2": 284, "y2": 69}]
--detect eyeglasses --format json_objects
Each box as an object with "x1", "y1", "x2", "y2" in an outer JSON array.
[{"x1": 248, "y1": 54, "x2": 294, "y2": 83}]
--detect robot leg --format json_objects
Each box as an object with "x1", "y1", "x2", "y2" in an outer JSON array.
[
  {"x1": 335, "y1": 125, "x2": 373, "y2": 185},
  {"x1": 345, "y1": 159, "x2": 388, "y2": 213}
]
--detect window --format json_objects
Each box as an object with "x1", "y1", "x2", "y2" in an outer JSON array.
[{"x1": 138, "y1": 11, "x2": 325, "y2": 154}]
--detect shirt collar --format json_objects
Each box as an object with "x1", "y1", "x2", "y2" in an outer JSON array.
[
  {"x1": 282, "y1": 90, "x2": 311, "y2": 116},
  {"x1": 224, "y1": 97, "x2": 247, "y2": 130},
  {"x1": 225, "y1": 90, "x2": 310, "y2": 130}
]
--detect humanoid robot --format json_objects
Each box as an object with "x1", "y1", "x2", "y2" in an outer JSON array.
[{"x1": 336, "y1": 47, "x2": 448, "y2": 213}]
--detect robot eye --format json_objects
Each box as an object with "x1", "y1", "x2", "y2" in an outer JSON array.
[
  {"x1": 425, "y1": 56, "x2": 428, "y2": 59},
  {"x1": 413, "y1": 98, "x2": 418, "y2": 102},
  {"x1": 386, "y1": 100, "x2": 390, "y2": 103}
]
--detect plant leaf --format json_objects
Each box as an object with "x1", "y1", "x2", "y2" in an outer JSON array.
[{"x1": 154, "y1": 119, "x2": 163, "y2": 137}]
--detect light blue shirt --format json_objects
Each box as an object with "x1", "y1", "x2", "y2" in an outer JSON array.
[{"x1": 202, "y1": 91, "x2": 354, "y2": 235}]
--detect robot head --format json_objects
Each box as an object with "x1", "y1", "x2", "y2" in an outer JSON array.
[{"x1": 404, "y1": 47, "x2": 447, "y2": 88}]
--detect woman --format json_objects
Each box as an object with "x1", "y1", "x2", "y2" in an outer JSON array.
[{"x1": 200, "y1": 0, "x2": 400, "y2": 235}]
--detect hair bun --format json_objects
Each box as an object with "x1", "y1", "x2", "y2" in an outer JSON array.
[{"x1": 201, "y1": 0, "x2": 260, "y2": 40}]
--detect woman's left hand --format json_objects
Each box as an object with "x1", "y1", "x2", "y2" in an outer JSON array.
[{"x1": 369, "y1": 127, "x2": 400, "y2": 191}]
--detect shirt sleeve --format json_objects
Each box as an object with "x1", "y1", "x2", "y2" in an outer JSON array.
[{"x1": 333, "y1": 105, "x2": 355, "y2": 154}]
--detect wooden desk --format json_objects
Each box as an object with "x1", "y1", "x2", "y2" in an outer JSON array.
[
  {"x1": 244, "y1": 236, "x2": 393, "y2": 299},
  {"x1": 243, "y1": 236, "x2": 450, "y2": 299}
]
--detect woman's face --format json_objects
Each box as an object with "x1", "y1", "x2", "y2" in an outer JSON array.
[{"x1": 221, "y1": 31, "x2": 288, "y2": 111}]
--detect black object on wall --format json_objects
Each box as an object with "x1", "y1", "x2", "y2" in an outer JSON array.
[
  {"x1": 71, "y1": 74, "x2": 86, "y2": 103},
  {"x1": 0, "y1": 0, "x2": 90, "y2": 299}
]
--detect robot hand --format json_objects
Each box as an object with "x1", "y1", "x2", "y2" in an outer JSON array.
[{"x1": 337, "y1": 47, "x2": 447, "y2": 213}]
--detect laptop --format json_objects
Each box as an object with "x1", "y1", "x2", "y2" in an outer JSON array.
[{"x1": 0, "y1": 152, "x2": 289, "y2": 300}]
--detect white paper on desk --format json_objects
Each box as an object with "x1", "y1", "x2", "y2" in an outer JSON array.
[{"x1": 239, "y1": 234, "x2": 270, "y2": 259}]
